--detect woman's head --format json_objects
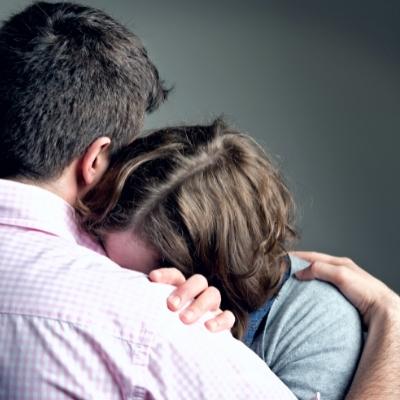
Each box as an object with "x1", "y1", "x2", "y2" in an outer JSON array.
[{"x1": 80, "y1": 119, "x2": 297, "y2": 338}]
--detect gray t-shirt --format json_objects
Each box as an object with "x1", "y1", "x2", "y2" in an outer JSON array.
[{"x1": 251, "y1": 256, "x2": 363, "y2": 400}]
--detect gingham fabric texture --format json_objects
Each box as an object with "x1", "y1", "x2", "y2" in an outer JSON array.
[{"x1": 0, "y1": 179, "x2": 297, "y2": 400}]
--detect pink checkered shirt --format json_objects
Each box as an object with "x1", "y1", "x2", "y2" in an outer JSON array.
[{"x1": 0, "y1": 179, "x2": 297, "y2": 400}]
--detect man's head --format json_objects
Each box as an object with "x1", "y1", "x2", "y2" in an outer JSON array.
[{"x1": 0, "y1": 2, "x2": 167, "y2": 186}]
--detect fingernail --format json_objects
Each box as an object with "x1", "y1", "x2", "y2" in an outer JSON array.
[
  {"x1": 150, "y1": 270, "x2": 161, "y2": 280},
  {"x1": 182, "y1": 309, "x2": 194, "y2": 322},
  {"x1": 168, "y1": 295, "x2": 181, "y2": 308},
  {"x1": 207, "y1": 321, "x2": 218, "y2": 331}
]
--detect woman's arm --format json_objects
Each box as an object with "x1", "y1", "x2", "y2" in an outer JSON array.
[
  {"x1": 294, "y1": 251, "x2": 400, "y2": 400},
  {"x1": 256, "y1": 255, "x2": 363, "y2": 400}
]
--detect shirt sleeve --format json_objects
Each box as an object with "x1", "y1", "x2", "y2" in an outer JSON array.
[
  {"x1": 261, "y1": 278, "x2": 363, "y2": 400},
  {"x1": 143, "y1": 304, "x2": 298, "y2": 400}
]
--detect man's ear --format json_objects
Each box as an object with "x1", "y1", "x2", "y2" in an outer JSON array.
[{"x1": 79, "y1": 137, "x2": 111, "y2": 190}]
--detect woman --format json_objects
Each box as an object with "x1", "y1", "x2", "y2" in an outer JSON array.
[{"x1": 79, "y1": 119, "x2": 362, "y2": 400}]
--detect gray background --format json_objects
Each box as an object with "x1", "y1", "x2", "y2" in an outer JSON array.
[{"x1": 2, "y1": 1, "x2": 399, "y2": 291}]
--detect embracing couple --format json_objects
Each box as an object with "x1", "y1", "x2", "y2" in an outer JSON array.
[{"x1": 0, "y1": 2, "x2": 398, "y2": 400}]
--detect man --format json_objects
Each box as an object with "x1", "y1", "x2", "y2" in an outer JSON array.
[{"x1": 0, "y1": 2, "x2": 295, "y2": 399}]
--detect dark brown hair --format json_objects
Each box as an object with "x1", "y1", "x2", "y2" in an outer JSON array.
[
  {"x1": 0, "y1": 2, "x2": 168, "y2": 180},
  {"x1": 81, "y1": 119, "x2": 297, "y2": 338}
]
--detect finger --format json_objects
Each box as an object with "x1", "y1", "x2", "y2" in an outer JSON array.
[
  {"x1": 178, "y1": 286, "x2": 221, "y2": 324},
  {"x1": 292, "y1": 251, "x2": 355, "y2": 267},
  {"x1": 295, "y1": 261, "x2": 349, "y2": 287},
  {"x1": 148, "y1": 267, "x2": 186, "y2": 286},
  {"x1": 204, "y1": 310, "x2": 236, "y2": 333},
  {"x1": 167, "y1": 274, "x2": 209, "y2": 312}
]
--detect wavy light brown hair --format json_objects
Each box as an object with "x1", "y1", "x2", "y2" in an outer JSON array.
[{"x1": 80, "y1": 119, "x2": 297, "y2": 338}]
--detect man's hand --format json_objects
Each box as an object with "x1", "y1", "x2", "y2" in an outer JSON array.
[
  {"x1": 149, "y1": 268, "x2": 235, "y2": 333},
  {"x1": 293, "y1": 251, "x2": 400, "y2": 327}
]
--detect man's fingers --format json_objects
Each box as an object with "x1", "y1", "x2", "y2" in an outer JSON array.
[
  {"x1": 292, "y1": 251, "x2": 356, "y2": 268},
  {"x1": 295, "y1": 261, "x2": 349, "y2": 287},
  {"x1": 166, "y1": 274, "x2": 210, "y2": 312},
  {"x1": 148, "y1": 267, "x2": 186, "y2": 286},
  {"x1": 178, "y1": 285, "x2": 221, "y2": 324},
  {"x1": 294, "y1": 251, "x2": 400, "y2": 327},
  {"x1": 204, "y1": 310, "x2": 236, "y2": 333}
]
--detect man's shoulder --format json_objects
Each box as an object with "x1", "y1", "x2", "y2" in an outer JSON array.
[{"x1": 0, "y1": 233, "x2": 177, "y2": 342}]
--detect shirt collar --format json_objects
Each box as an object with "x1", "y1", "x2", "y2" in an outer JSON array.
[
  {"x1": 242, "y1": 257, "x2": 292, "y2": 346},
  {"x1": 0, "y1": 179, "x2": 90, "y2": 245}
]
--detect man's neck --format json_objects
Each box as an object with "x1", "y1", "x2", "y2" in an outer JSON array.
[{"x1": 13, "y1": 163, "x2": 79, "y2": 206}]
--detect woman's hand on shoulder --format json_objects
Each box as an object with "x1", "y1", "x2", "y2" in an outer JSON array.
[{"x1": 149, "y1": 267, "x2": 235, "y2": 333}]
